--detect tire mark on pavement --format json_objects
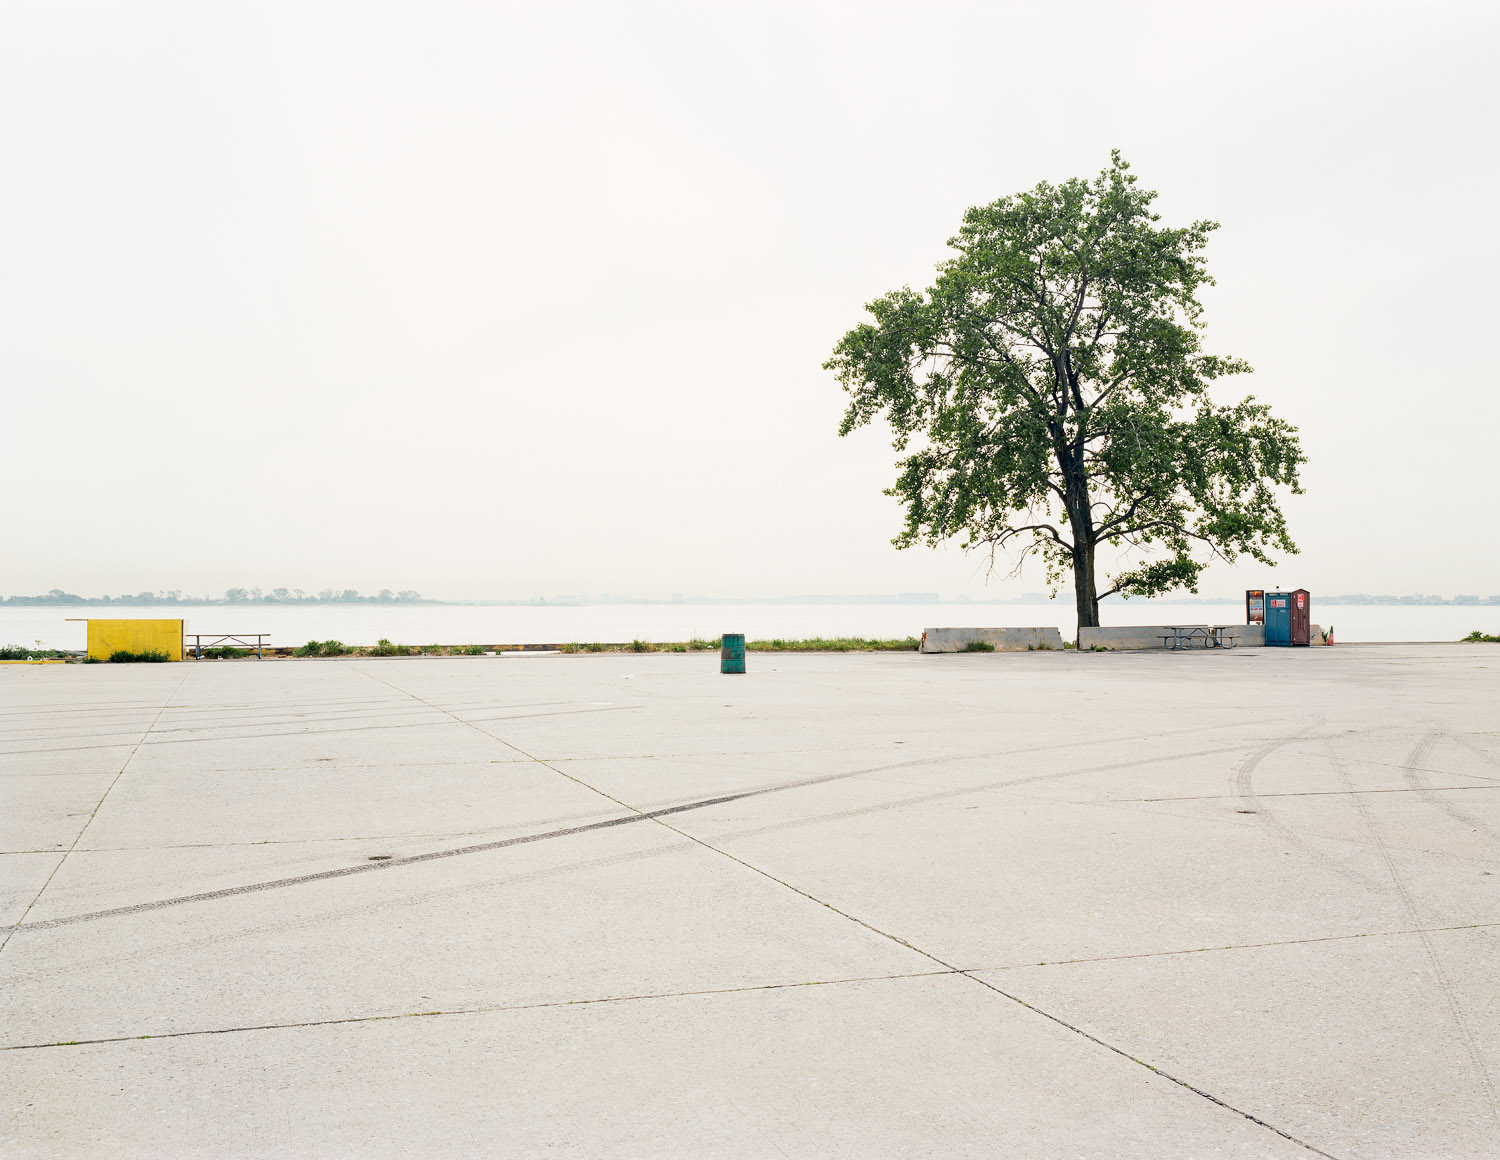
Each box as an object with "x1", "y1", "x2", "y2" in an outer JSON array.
[
  {"x1": 0, "y1": 840, "x2": 711, "y2": 989},
  {"x1": 1329, "y1": 737, "x2": 1499, "y2": 1122},
  {"x1": 6, "y1": 742, "x2": 1257, "y2": 935},
  {"x1": 1407, "y1": 733, "x2": 1500, "y2": 841},
  {"x1": 685, "y1": 744, "x2": 1258, "y2": 844},
  {"x1": 361, "y1": 650, "x2": 1339, "y2": 1159},
  {"x1": 5, "y1": 791, "x2": 755, "y2": 932},
  {"x1": 1233, "y1": 718, "x2": 1388, "y2": 893}
]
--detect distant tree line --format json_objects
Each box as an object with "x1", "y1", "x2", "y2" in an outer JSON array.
[{"x1": 2, "y1": 588, "x2": 430, "y2": 606}]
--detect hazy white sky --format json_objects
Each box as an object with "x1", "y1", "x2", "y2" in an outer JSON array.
[{"x1": 4, "y1": 0, "x2": 1497, "y2": 600}]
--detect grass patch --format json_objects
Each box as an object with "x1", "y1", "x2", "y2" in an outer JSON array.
[
  {"x1": 0, "y1": 644, "x2": 68, "y2": 660},
  {"x1": 556, "y1": 636, "x2": 917, "y2": 654},
  {"x1": 199, "y1": 646, "x2": 251, "y2": 659},
  {"x1": 1463, "y1": 630, "x2": 1500, "y2": 642},
  {"x1": 960, "y1": 640, "x2": 996, "y2": 652},
  {"x1": 369, "y1": 638, "x2": 413, "y2": 656},
  {"x1": 107, "y1": 649, "x2": 171, "y2": 663},
  {"x1": 295, "y1": 640, "x2": 349, "y2": 657},
  {"x1": 748, "y1": 637, "x2": 919, "y2": 652}
]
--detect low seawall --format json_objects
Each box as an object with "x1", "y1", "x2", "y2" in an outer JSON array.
[{"x1": 921, "y1": 627, "x2": 1066, "y2": 653}]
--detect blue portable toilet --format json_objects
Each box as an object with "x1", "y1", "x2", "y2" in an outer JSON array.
[{"x1": 1266, "y1": 592, "x2": 1291, "y2": 646}]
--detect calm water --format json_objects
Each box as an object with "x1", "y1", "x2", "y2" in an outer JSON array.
[{"x1": 3, "y1": 602, "x2": 1493, "y2": 650}]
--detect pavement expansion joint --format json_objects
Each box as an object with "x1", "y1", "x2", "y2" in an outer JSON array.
[
  {"x1": 1, "y1": 969, "x2": 963, "y2": 1053},
  {"x1": 976, "y1": 920, "x2": 1500, "y2": 972},
  {"x1": 0, "y1": 672, "x2": 190, "y2": 955},
  {"x1": 8, "y1": 651, "x2": 1488, "y2": 1146},
  {"x1": 957, "y1": 970, "x2": 1344, "y2": 1159},
  {"x1": 0, "y1": 704, "x2": 636, "y2": 758},
  {"x1": 1138, "y1": 783, "x2": 1500, "y2": 802},
  {"x1": 607, "y1": 763, "x2": 1344, "y2": 1159}
]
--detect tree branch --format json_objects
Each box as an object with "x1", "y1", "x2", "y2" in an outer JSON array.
[
  {"x1": 1093, "y1": 492, "x2": 1151, "y2": 539},
  {"x1": 987, "y1": 522, "x2": 1075, "y2": 553}
]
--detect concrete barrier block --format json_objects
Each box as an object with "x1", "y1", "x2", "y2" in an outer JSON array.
[{"x1": 920, "y1": 627, "x2": 1065, "y2": 653}]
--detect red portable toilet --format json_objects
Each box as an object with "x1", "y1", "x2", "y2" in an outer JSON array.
[{"x1": 1289, "y1": 589, "x2": 1311, "y2": 646}]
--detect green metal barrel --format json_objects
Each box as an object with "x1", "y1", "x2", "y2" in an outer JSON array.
[{"x1": 720, "y1": 633, "x2": 746, "y2": 674}]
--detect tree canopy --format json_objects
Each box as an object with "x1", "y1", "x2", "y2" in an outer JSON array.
[{"x1": 826, "y1": 152, "x2": 1306, "y2": 628}]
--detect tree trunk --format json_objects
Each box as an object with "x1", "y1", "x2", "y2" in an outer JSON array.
[
  {"x1": 1054, "y1": 357, "x2": 1101, "y2": 639},
  {"x1": 1060, "y1": 453, "x2": 1101, "y2": 636},
  {"x1": 1072, "y1": 542, "x2": 1099, "y2": 632}
]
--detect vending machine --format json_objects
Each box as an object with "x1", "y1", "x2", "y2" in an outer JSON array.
[{"x1": 1245, "y1": 590, "x2": 1265, "y2": 626}]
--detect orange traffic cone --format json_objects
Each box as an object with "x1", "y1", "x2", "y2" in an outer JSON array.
[{"x1": 1326, "y1": 625, "x2": 1335, "y2": 645}]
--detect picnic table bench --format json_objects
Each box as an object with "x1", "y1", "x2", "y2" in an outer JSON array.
[
  {"x1": 188, "y1": 633, "x2": 269, "y2": 659},
  {"x1": 1159, "y1": 625, "x2": 1239, "y2": 650}
]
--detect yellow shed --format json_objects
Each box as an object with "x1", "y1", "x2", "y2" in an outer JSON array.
[{"x1": 84, "y1": 619, "x2": 185, "y2": 662}]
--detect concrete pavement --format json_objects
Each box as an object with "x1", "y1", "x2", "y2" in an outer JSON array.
[{"x1": 2, "y1": 645, "x2": 1497, "y2": 1157}]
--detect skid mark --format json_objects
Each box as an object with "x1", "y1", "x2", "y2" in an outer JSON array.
[
  {"x1": 1405, "y1": 734, "x2": 1500, "y2": 842},
  {"x1": 1447, "y1": 732, "x2": 1500, "y2": 785},
  {"x1": 1329, "y1": 739, "x2": 1499, "y2": 1123},
  {"x1": 697, "y1": 744, "x2": 1259, "y2": 844},
  {"x1": 0, "y1": 839, "x2": 707, "y2": 989},
  {"x1": 5, "y1": 739, "x2": 1247, "y2": 935},
  {"x1": 1233, "y1": 719, "x2": 1388, "y2": 893},
  {"x1": 8, "y1": 801, "x2": 689, "y2": 933}
]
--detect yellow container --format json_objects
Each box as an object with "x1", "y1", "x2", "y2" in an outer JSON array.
[{"x1": 86, "y1": 619, "x2": 184, "y2": 662}]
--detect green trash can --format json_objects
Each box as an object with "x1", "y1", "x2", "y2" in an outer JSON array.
[{"x1": 720, "y1": 633, "x2": 746, "y2": 674}]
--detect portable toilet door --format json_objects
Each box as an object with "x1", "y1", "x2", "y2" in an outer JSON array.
[
  {"x1": 1266, "y1": 592, "x2": 1291, "y2": 646},
  {"x1": 1289, "y1": 589, "x2": 1311, "y2": 647}
]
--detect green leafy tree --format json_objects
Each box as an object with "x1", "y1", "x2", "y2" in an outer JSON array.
[{"x1": 827, "y1": 152, "x2": 1305, "y2": 628}]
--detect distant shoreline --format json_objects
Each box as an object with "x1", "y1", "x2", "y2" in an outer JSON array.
[{"x1": 5, "y1": 595, "x2": 1497, "y2": 609}]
